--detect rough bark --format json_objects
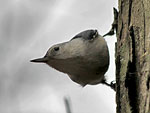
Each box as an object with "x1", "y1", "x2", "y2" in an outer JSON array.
[{"x1": 116, "y1": 0, "x2": 150, "y2": 113}]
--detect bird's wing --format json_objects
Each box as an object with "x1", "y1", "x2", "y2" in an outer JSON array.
[{"x1": 71, "y1": 29, "x2": 98, "y2": 40}]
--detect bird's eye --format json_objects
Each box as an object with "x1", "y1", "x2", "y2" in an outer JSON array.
[{"x1": 54, "y1": 47, "x2": 59, "y2": 51}]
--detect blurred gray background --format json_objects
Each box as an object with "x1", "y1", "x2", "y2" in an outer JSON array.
[{"x1": 0, "y1": 0, "x2": 117, "y2": 113}]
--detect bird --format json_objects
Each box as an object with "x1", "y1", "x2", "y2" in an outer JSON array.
[{"x1": 31, "y1": 29, "x2": 115, "y2": 89}]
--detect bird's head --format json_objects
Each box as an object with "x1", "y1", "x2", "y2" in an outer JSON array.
[{"x1": 30, "y1": 29, "x2": 101, "y2": 64}]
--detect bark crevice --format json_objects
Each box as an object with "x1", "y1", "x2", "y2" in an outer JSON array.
[
  {"x1": 142, "y1": 1, "x2": 146, "y2": 53},
  {"x1": 116, "y1": 0, "x2": 150, "y2": 112},
  {"x1": 146, "y1": 76, "x2": 150, "y2": 90},
  {"x1": 128, "y1": 0, "x2": 133, "y2": 26},
  {"x1": 125, "y1": 26, "x2": 138, "y2": 113}
]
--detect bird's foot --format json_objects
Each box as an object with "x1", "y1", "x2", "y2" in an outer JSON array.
[
  {"x1": 102, "y1": 80, "x2": 116, "y2": 91},
  {"x1": 103, "y1": 7, "x2": 118, "y2": 37}
]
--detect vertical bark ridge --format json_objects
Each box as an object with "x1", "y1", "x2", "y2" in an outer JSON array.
[{"x1": 116, "y1": 0, "x2": 150, "y2": 113}]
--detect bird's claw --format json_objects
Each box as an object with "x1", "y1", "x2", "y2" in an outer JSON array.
[
  {"x1": 110, "y1": 81, "x2": 116, "y2": 91},
  {"x1": 103, "y1": 7, "x2": 118, "y2": 37}
]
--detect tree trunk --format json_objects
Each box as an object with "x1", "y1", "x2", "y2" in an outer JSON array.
[{"x1": 116, "y1": 0, "x2": 150, "y2": 113}]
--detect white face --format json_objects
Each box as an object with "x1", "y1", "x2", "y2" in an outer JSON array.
[
  {"x1": 46, "y1": 44, "x2": 61, "y2": 59},
  {"x1": 46, "y1": 35, "x2": 108, "y2": 62},
  {"x1": 46, "y1": 39, "x2": 87, "y2": 60},
  {"x1": 46, "y1": 44, "x2": 63, "y2": 59}
]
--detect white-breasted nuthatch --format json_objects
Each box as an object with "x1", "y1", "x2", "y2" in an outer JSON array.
[{"x1": 31, "y1": 30, "x2": 114, "y2": 89}]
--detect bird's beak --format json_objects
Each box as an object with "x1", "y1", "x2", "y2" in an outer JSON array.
[{"x1": 30, "y1": 57, "x2": 48, "y2": 63}]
